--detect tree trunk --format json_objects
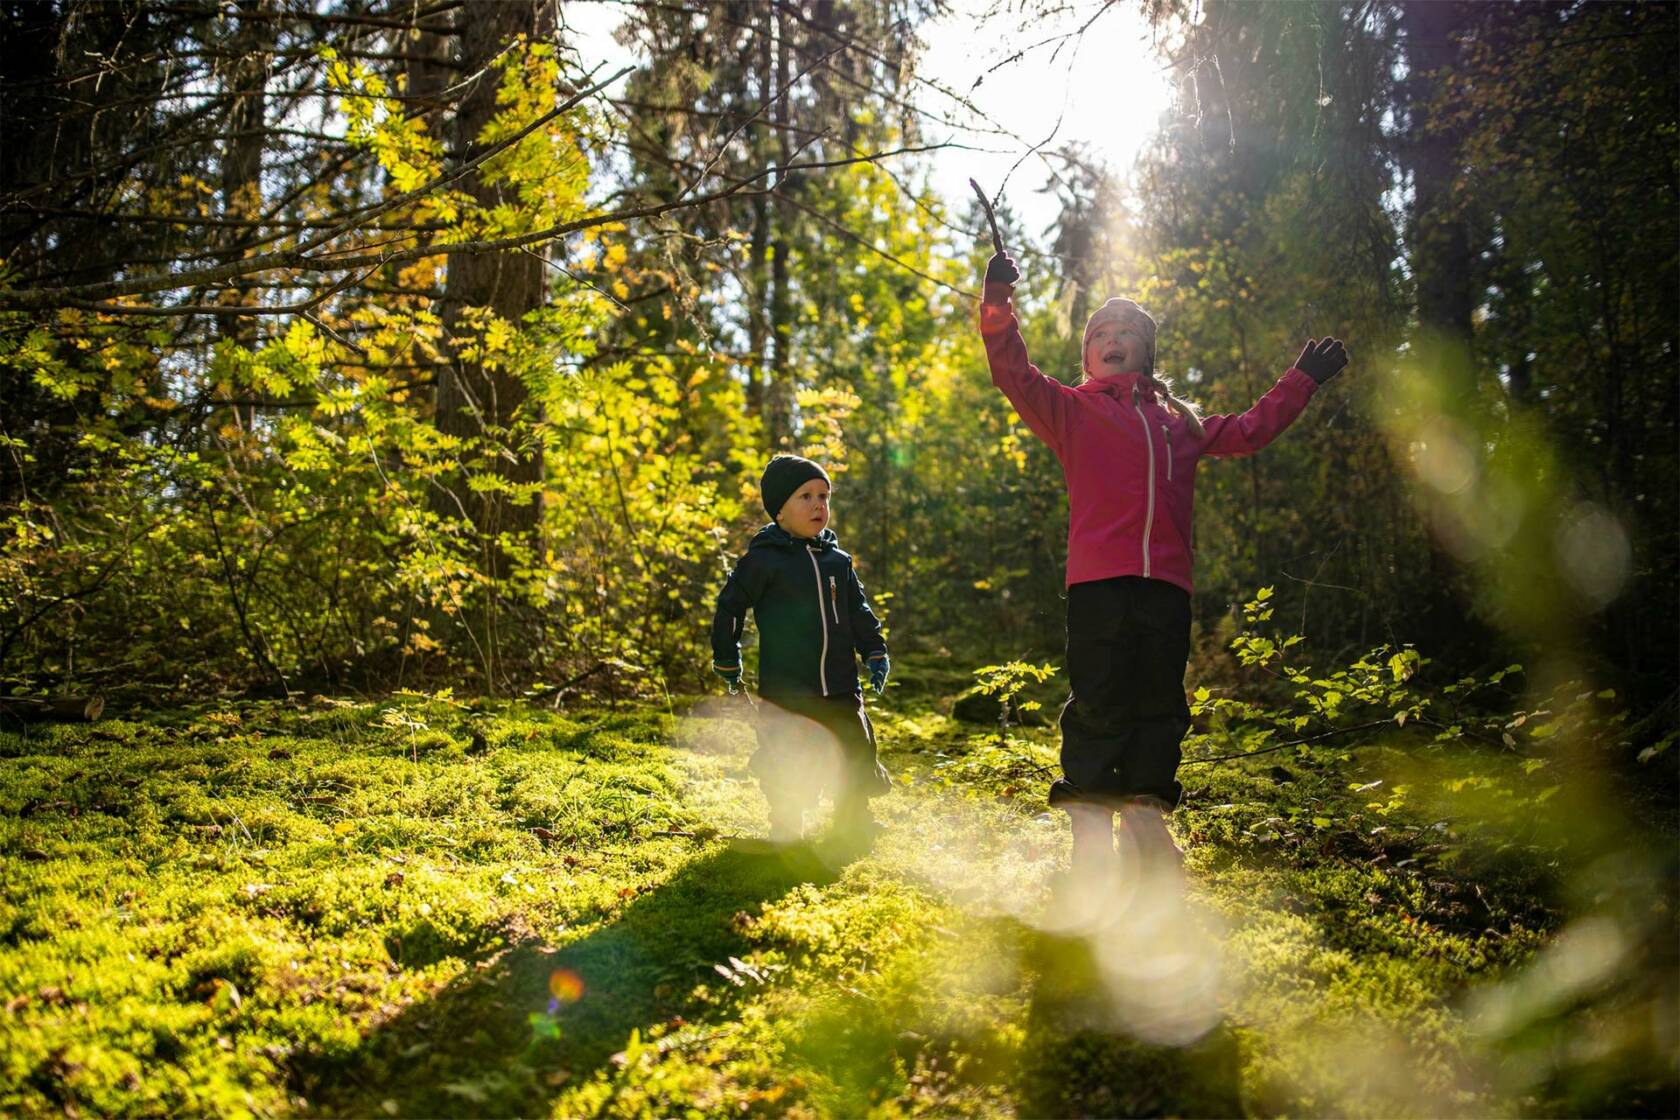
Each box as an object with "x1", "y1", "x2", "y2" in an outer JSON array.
[
  {"x1": 1, "y1": 695, "x2": 105, "y2": 723},
  {"x1": 435, "y1": 0, "x2": 551, "y2": 545},
  {"x1": 216, "y1": 0, "x2": 275, "y2": 430},
  {"x1": 764, "y1": 5, "x2": 796, "y2": 447},
  {"x1": 747, "y1": 193, "x2": 770, "y2": 423},
  {"x1": 1401, "y1": 0, "x2": 1474, "y2": 387},
  {"x1": 742, "y1": 7, "x2": 775, "y2": 434}
]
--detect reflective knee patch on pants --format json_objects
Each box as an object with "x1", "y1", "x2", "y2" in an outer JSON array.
[{"x1": 752, "y1": 694, "x2": 891, "y2": 810}]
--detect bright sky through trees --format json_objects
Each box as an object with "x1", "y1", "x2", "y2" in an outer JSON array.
[
  {"x1": 915, "y1": 0, "x2": 1177, "y2": 232},
  {"x1": 562, "y1": 0, "x2": 1177, "y2": 236}
]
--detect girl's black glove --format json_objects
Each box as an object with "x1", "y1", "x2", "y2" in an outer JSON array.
[
  {"x1": 984, "y1": 252, "x2": 1020, "y2": 286},
  {"x1": 1295, "y1": 337, "x2": 1350, "y2": 384}
]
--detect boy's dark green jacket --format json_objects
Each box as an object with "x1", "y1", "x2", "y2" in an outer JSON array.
[{"x1": 710, "y1": 524, "x2": 887, "y2": 698}]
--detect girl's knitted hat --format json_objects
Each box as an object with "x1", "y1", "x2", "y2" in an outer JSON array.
[{"x1": 1082, "y1": 299, "x2": 1157, "y2": 371}]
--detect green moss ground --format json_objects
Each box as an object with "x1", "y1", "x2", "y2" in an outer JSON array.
[{"x1": 1, "y1": 680, "x2": 1672, "y2": 1117}]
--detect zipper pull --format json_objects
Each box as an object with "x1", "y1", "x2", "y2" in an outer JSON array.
[
  {"x1": 1162, "y1": 424, "x2": 1173, "y2": 480},
  {"x1": 828, "y1": 576, "x2": 840, "y2": 623}
]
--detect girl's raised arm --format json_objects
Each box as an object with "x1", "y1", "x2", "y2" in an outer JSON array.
[
  {"x1": 977, "y1": 253, "x2": 1080, "y2": 458},
  {"x1": 1200, "y1": 337, "x2": 1349, "y2": 458}
]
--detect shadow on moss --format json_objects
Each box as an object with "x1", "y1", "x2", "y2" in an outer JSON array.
[
  {"x1": 1016, "y1": 928, "x2": 1243, "y2": 1119},
  {"x1": 294, "y1": 842, "x2": 851, "y2": 1117}
]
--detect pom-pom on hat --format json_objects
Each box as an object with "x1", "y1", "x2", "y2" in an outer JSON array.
[{"x1": 760, "y1": 454, "x2": 830, "y2": 519}]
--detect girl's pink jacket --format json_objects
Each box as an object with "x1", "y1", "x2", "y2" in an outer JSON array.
[{"x1": 980, "y1": 281, "x2": 1318, "y2": 594}]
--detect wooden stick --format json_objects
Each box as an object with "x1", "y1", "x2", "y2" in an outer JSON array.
[{"x1": 969, "y1": 177, "x2": 1004, "y2": 253}]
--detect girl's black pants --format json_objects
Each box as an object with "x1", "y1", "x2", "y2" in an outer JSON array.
[{"x1": 1050, "y1": 575, "x2": 1191, "y2": 812}]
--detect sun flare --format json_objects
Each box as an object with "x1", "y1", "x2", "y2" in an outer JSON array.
[{"x1": 920, "y1": 0, "x2": 1178, "y2": 191}]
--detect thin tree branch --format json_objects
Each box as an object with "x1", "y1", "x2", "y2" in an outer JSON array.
[
  {"x1": 0, "y1": 143, "x2": 952, "y2": 312},
  {"x1": 1181, "y1": 718, "x2": 1401, "y2": 766},
  {"x1": 775, "y1": 190, "x2": 972, "y2": 301}
]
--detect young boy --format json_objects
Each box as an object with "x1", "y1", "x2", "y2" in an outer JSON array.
[{"x1": 710, "y1": 454, "x2": 892, "y2": 843}]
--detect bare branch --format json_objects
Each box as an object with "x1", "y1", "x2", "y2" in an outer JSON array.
[
  {"x1": 289, "y1": 65, "x2": 634, "y2": 258},
  {"x1": 774, "y1": 190, "x2": 973, "y2": 302},
  {"x1": 0, "y1": 142, "x2": 954, "y2": 313},
  {"x1": 149, "y1": 1, "x2": 466, "y2": 35}
]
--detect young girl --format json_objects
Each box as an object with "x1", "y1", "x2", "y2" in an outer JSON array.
[{"x1": 977, "y1": 251, "x2": 1350, "y2": 891}]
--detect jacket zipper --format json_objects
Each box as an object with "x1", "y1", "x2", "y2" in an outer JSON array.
[
  {"x1": 807, "y1": 546, "x2": 829, "y2": 696},
  {"x1": 828, "y1": 576, "x2": 840, "y2": 623},
  {"x1": 1133, "y1": 391, "x2": 1156, "y2": 578},
  {"x1": 1161, "y1": 424, "x2": 1173, "y2": 481}
]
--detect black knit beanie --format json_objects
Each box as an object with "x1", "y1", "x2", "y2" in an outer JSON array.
[{"x1": 760, "y1": 454, "x2": 830, "y2": 519}]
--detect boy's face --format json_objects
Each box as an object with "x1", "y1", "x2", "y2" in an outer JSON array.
[
  {"x1": 1084, "y1": 319, "x2": 1149, "y2": 377},
  {"x1": 775, "y1": 478, "x2": 831, "y2": 539}
]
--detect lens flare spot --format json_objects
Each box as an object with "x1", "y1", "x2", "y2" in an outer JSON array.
[
  {"x1": 1557, "y1": 503, "x2": 1631, "y2": 606},
  {"x1": 549, "y1": 968, "x2": 584, "y2": 1004},
  {"x1": 1474, "y1": 475, "x2": 1525, "y2": 550},
  {"x1": 1409, "y1": 416, "x2": 1478, "y2": 495}
]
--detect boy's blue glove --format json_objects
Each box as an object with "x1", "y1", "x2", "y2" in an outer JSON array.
[
  {"x1": 866, "y1": 653, "x2": 890, "y2": 693},
  {"x1": 713, "y1": 663, "x2": 742, "y2": 694}
]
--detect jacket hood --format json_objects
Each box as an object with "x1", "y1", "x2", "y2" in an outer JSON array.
[
  {"x1": 1076, "y1": 370, "x2": 1159, "y2": 402},
  {"x1": 749, "y1": 523, "x2": 839, "y2": 552}
]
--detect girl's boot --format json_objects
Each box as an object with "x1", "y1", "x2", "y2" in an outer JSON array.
[
  {"x1": 1117, "y1": 798, "x2": 1186, "y2": 919},
  {"x1": 1048, "y1": 803, "x2": 1119, "y2": 932},
  {"x1": 1068, "y1": 802, "x2": 1119, "y2": 882}
]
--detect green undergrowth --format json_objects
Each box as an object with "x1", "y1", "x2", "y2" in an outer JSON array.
[{"x1": 1, "y1": 680, "x2": 1673, "y2": 1117}]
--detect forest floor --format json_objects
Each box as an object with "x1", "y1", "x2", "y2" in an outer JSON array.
[{"x1": 2, "y1": 660, "x2": 1674, "y2": 1118}]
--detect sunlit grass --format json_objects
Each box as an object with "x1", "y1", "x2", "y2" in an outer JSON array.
[{"x1": 0, "y1": 680, "x2": 1671, "y2": 1116}]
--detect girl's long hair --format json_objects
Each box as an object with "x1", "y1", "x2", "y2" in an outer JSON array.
[{"x1": 1151, "y1": 370, "x2": 1206, "y2": 440}]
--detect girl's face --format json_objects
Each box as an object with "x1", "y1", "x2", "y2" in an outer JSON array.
[
  {"x1": 1085, "y1": 320, "x2": 1149, "y2": 377},
  {"x1": 775, "y1": 478, "x2": 831, "y2": 538}
]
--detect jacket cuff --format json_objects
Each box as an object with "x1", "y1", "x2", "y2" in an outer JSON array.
[
  {"x1": 978, "y1": 284, "x2": 1016, "y2": 336},
  {"x1": 1282, "y1": 367, "x2": 1319, "y2": 395}
]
